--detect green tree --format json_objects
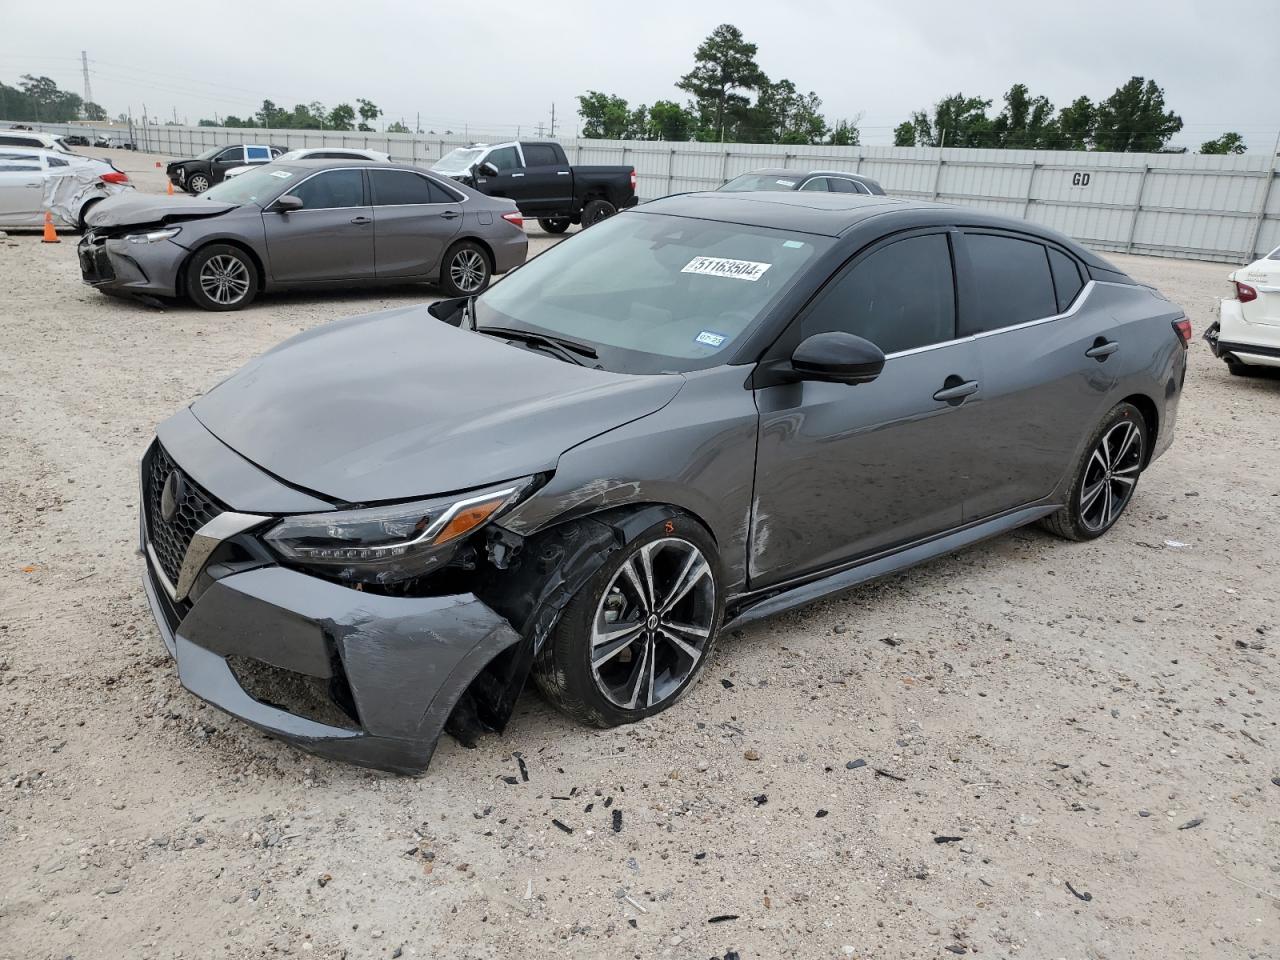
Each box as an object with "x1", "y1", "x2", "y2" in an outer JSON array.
[
  {"x1": 676, "y1": 23, "x2": 767, "y2": 142},
  {"x1": 82, "y1": 100, "x2": 107, "y2": 121},
  {"x1": 577, "y1": 91, "x2": 632, "y2": 138},
  {"x1": 647, "y1": 99, "x2": 695, "y2": 141},
  {"x1": 1200, "y1": 131, "x2": 1246, "y2": 155},
  {"x1": 893, "y1": 121, "x2": 916, "y2": 146},
  {"x1": 1055, "y1": 95, "x2": 1095, "y2": 150},
  {"x1": 1092, "y1": 77, "x2": 1181, "y2": 152},
  {"x1": 255, "y1": 99, "x2": 289, "y2": 128},
  {"x1": 827, "y1": 118, "x2": 860, "y2": 146},
  {"x1": 749, "y1": 79, "x2": 827, "y2": 144},
  {"x1": 991, "y1": 83, "x2": 1056, "y2": 148},
  {"x1": 386, "y1": 120, "x2": 410, "y2": 134},
  {"x1": 17, "y1": 74, "x2": 82, "y2": 121},
  {"x1": 908, "y1": 93, "x2": 994, "y2": 147},
  {"x1": 328, "y1": 103, "x2": 356, "y2": 130},
  {"x1": 356, "y1": 98, "x2": 381, "y2": 131}
]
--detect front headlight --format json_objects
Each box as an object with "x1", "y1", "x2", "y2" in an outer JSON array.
[
  {"x1": 126, "y1": 226, "x2": 181, "y2": 244},
  {"x1": 263, "y1": 478, "x2": 535, "y2": 585}
]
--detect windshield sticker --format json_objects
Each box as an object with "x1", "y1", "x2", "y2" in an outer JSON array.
[
  {"x1": 695, "y1": 330, "x2": 728, "y2": 348},
  {"x1": 775, "y1": 179, "x2": 796, "y2": 186},
  {"x1": 269, "y1": 170, "x2": 293, "y2": 179},
  {"x1": 782, "y1": 240, "x2": 805, "y2": 249},
  {"x1": 682, "y1": 256, "x2": 772, "y2": 282}
]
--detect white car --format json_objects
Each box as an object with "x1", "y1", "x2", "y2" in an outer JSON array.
[
  {"x1": 222, "y1": 147, "x2": 392, "y2": 179},
  {"x1": 0, "y1": 130, "x2": 74, "y2": 153},
  {"x1": 1206, "y1": 246, "x2": 1280, "y2": 375},
  {"x1": 0, "y1": 147, "x2": 132, "y2": 230}
]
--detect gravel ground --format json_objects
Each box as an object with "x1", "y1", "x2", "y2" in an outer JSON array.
[{"x1": 1, "y1": 149, "x2": 1277, "y2": 960}]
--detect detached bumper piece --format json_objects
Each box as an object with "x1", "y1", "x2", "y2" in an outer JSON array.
[
  {"x1": 139, "y1": 441, "x2": 523, "y2": 774},
  {"x1": 77, "y1": 236, "x2": 116, "y2": 284}
]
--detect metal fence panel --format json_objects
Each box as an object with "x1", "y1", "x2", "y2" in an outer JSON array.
[{"x1": 15, "y1": 119, "x2": 1278, "y2": 263}]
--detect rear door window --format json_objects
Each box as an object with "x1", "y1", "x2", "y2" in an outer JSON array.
[
  {"x1": 370, "y1": 169, "x2": 443, "y2": 205},
  {"x1": 962, "y1": 233, "x2": 1057, "y2": 335},
  {"x1": 0, "y1": 151, "x2": 42, "y2": 170},
  {"x1": 1047, "y1": 248, "x2": 1085, "y2": 312},
  {"x1": 799, "y1": 177, "x2": 830, "y2": 192},
  {"x1": 521, "y1": 144, "x2": 560, "y2": 166},
  {"x1": 245, "y1": 146, "x2": 271, "y2": 162},
  {"x1": 802, "y1": 233, "x2": 956, "y2": 355},
  {"x1": 827, "y1": 178, "x2": 862, "y2": 194},
  {"x1": 215, "y1": 147, "x2": 244, "y2": 163}
]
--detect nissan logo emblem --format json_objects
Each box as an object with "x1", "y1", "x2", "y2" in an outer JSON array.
[{"x1": 160, "y1": 470, "x2": 186, "y2": 523}]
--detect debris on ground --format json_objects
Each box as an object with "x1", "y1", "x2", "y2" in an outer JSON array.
[
  {"x1": 933, "y1": 835, "x2": 963, "y2": 844},
  {"x1": 744, "y1": 749, "x2": 761, "y2": 761},
  {"x1": 1178, "y1": 817, "x2": 1204, "y2": 830},
  {"x1": 874, "y1": 768, "x2": 906, "y2": 782},
  {"x1": 551, "y1": 819, "x2": 573, "y2": 834},
  {"x1": 708, "y1": 914, "x2": 740, "y2": 923},
  {"x1": 846, "y1": 758, "x2": 867, "y2": 770},
  {"x1": 1066, "y1": 880, "x2": 1093, "y2": 902},
  {"x1": 612, "y1": 809, "x2": 623, "y2": 833},
  {"x1": 752, "y1": 794, "x2": 768, "y2": 806}
]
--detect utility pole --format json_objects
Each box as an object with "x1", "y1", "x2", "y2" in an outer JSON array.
[
  {"x1": 550, "y1": 102, "x2": 556, "y2": 138},
  {"x1": 80, "y1": 51, "x2": 93, "y2": 111}
]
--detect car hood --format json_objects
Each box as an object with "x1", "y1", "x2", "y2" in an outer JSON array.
[
  {"x1": 86, "y1": 192, "x2": 236, "y2": 229},
  {"x1": 189, "y1": 305, "x2": 685, "y2": 504}
]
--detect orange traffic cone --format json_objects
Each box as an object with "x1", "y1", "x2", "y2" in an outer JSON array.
[
  {"x1": 167, "y1": 180, "x2": 174, "y2": 195},
  {"x1": 41, "y1": 212, "x2": 59, "y2": 243}
]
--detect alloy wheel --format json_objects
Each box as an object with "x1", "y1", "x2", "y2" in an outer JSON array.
[
  {"x1": 449, "y1": 249, "x2": 487, "y2": 293},
  {"x1": 189, "y1": 175, "x2": 209, "y2": 193},
  {"x1": 1079, "y1": 419, "x2": 1143, "y2": 532},
  {"x1": 591, "y1": 537, "x2": 716, "y2": 710},
  {"x1": 199, "y1": 254, "x2": 251, "y2": 306}
]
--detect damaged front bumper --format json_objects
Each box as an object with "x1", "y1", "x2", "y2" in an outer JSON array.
[
  {"x1": 138, "y1": 424, "x2": 524, "y2": 774},
  {"x1": 79, "y1": 233, "x2": 187, "y2": 297}
]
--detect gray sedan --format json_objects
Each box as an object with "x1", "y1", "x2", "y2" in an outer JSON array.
[
  {"x1": 139, "y1": 190, "x2": 1189, "y2": 773},
  {"x1": 78, "y1": 160, "x2": 528, "y2": 310}
]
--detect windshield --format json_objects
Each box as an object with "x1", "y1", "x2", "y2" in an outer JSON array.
[
  {"x1": 202, "y1": 166, "x2": 294, "y2": 205},
  {"x1": 194, "y1": 146, "x2": 223, "y2": 160},
  {"x1": 433, "y1": 147, "x2": 485, "y2": 174},
  {"x1": 473, "y1": 211, "x2": 827, "y2": 374},
  {"x1": 720, "y1": 173, "x2": 801, "y2": 192}
]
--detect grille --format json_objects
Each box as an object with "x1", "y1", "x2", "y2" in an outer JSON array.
[{"x1": 144, "y1": 444, "x2": 221, "y2": 588}]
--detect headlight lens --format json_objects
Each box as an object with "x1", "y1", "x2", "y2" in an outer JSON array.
[
  {"x1": 126, "y1": 226, "x2": 181, "y2": 244},
  {"x1": 263, "y1": 478, "x2": 534, "y2": 585}
]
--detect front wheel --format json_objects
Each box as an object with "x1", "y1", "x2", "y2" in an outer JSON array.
[
  {"x1": 1041, "y1": 402, "x2": 1147, "y2": 541},
  {"x1": 439, "y1": 240, "x2": 491, "y2": 297},
  {"x1": 579, "y1": 198, "x2": 616, "y2": 228},
  {"x1": 538, "y1": 218, "x2": 571, "y2": 234},
  {"x1": 186, "y1": 244, "x2": 258, "y2": 311},
  {"x1": 186, "y1": 172, "x2": 210, "y2": 194},
  {"x1": 533, "y1": 517, "x2": 723, "y2": 727}
]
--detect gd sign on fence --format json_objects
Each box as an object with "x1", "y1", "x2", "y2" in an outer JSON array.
[{"x1": 1071, "y1": 172, "x2": 1092, "y2": 187}]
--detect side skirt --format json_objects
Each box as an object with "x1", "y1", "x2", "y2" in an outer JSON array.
[{"x1": 723, "y1": 504, "x2": 1059, "y2": 631}]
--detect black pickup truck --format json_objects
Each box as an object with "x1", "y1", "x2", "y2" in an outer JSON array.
[{"x1": 432, "y1": 140, "x2": 637, "y2": 232}]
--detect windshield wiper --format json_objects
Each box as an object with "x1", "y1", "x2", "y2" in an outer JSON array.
[{"x1": 476, "y1": 325, "x2": 598, "y2": 365}]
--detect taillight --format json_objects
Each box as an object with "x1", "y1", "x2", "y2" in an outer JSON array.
[
  {"x1": 1172, "y1": 318, "x2": 1192, "y2": 346},
  {"x1": 100, "y1": 171, "x2": 129, "y2": 183},
  {"x1": 629, "y1": 168, "x2": 637, "y2": 191},
  {"x1": 1235, "y1": 281, "x2": 1257, "y2": 303},
  {"x1": 502, "y1": 211, "x2": 523, "y2": 229}
]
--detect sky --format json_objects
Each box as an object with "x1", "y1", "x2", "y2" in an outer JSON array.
[{"x1": 3, "y1": 0, "x2": 1277, "y2": 150}]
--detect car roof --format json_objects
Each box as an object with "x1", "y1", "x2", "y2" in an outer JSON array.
[
  {"x1": 739, "y1": 167, "x2": 875, "y2": 181},
  {"x1": 272, "y1": 158, "x2": 425, "y2": 172},
  {"x1": 635, "y1": 190, "x2": 1115, "y2": 268}
]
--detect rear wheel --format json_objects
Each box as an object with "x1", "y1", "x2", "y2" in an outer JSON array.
[
  {"x1": 538, "y1": 218, "x2": 571, "y2": 234},
  {"x1": 77, "y1": 198, "x2": 103, "y2": 232},
  {"x1": 1226, "y1": 358, "x2": 1269, "y2": 378},
  {"x1": 187, "y1": 172, "x2": 210, "y2": 194},
  {"x1": 533, "y1": 517, "x2": 723, "y2": 727},
  {"x1": 186, "y1": 244, "x2": 258, "y2": 311},
  {"x1": 579, "y1": 198, "x2": 616, "y2": 228},
  {"x1": 439, "y1": 240, "x2": 491, "y2": 297},
  {"x1": 1041, "y1": 402, "x2": 1147, "y2": 542}
]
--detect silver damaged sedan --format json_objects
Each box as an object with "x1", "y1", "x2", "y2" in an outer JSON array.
[{"x1": 79, "y1": 160, "x2": 528, "y2": 309}]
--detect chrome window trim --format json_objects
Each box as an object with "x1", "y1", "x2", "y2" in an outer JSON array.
[{"x1": 879, "y1": 279, "x2": 1114, "y2": 361}]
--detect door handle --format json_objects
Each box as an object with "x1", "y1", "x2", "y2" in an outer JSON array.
[
  {"x1": 440, "y1": 211, "x2": 460, "y2": 220},
  {"x1": 556, "y1": 170, "x2": 571, "y2": 176},
  {"x1": 350, "y1": 215, "x2": 372, "y2": 225},
  {"x1": 933, "y1": 377, "x2": 980, "y2": 404},
  {"x1": 1085, "y1": 338, "x2": 1119, "y2": 360},
  {"x1": 510, "y1": 172, "x2": 525, "y2": 178}
]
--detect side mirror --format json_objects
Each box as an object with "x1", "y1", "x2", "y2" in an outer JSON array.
[
  {"x1": 427, "y1": 296, "x2": 469, "y2": 327},
  {"x1": 790, "y1": 331, "x2": 885, "y2": 385},
  {"x1": 477, "y1": 161, "x2": 499, "y2": 177},
  {"x1": 274, "y1": 194, "x2": 303, "y2": 213}
]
